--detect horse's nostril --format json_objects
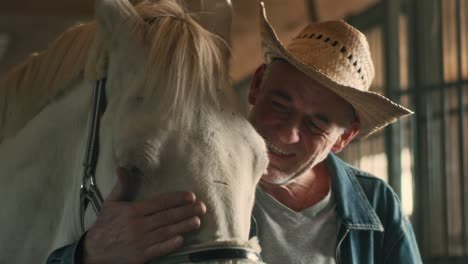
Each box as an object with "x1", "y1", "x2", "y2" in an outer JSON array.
[
  {"x1": 128, "y1": 166, "x2": 143, "y2": 176},
  {"x1": 119, "y1": 165, "x2": 143, "y2": 201},
  {"x1": 122, "y1": 165, "x2": 143, "y2": 178}
]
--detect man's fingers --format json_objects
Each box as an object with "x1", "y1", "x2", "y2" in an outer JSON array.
[
  {"x1": 137, "y1": 192, "x2": 197, "y2": 215},
  {"x1": 143, "y1": 236, "x2": 184, "y2": 261},
  {"x1": 145, "y1": 216, "x2": 201, "y2": 247},
  {"x1": 143, "y1": 201, "x2": 206, "y2": 231}
]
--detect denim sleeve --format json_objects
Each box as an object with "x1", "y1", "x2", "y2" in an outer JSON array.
[
  {"x1": 385, "y1": 218, "x2": 422, "y2": 264},
  {"x1": 46, "y1": 234, "x2": 86, "y2": 264}
]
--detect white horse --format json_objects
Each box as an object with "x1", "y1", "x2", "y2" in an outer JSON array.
[{"x1": 0, "y1": 0, "x2": 268, "y2": 263}]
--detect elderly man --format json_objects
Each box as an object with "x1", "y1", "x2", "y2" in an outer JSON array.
[
  {"x1": 246, "y1": 4, "x2": 421, "y2": 263},
  {"x1": 48, "y1": 3, "x2": 421, "y2": 264}
]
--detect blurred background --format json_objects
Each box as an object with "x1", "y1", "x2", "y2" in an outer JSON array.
[{"x1": 0, "y1": 0, "x2": 467, "y2": 262}]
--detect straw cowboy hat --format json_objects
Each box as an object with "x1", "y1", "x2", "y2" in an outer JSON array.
[{"x1": 259, "y1": 2, "x2": 413, "y2": 138}]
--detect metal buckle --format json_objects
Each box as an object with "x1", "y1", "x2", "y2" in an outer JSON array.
[{"x1": 80, "y1": 171, "x2": 104, "y2": 232}]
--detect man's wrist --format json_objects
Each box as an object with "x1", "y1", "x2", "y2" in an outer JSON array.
[{"x1": 46, "y1": 232, "x2": 87, "y2": 264}]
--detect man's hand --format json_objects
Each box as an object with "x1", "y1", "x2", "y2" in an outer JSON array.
[{"x1": 83, "y1": 168, "x2": 206, "y2": 264}]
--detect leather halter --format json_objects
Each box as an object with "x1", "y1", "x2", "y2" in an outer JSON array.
[
  {"x1": 157, "y1": 246, "x2": 262, "y2": 264},
  {"x1": 79, "y1": 79, "x2": 107, "y2": 233}
]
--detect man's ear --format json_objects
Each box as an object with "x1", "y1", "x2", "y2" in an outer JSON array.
[
  {"x1": 248, "y1": 64, "x2": 267, "y2": 105},
  {"x1": 331, "y1": 121, "x2": 360, "y2": 153}
]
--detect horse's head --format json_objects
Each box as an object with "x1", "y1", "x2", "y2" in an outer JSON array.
[{"x1": 89, "y1": 0, "x2": 268, "y2": 260}]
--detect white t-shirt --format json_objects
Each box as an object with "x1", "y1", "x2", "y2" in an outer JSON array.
[{"x1": 253, "y1": 187, "x2": 339, "y2": 264}]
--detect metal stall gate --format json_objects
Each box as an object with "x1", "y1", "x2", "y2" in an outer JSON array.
[{"x1": 339, "y1": 0, "x2": 468, "y2": 262}]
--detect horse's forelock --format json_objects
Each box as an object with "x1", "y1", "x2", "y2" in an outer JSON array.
[{"x1": 124, "y1": 0, "x2": 228, "y2": 127}]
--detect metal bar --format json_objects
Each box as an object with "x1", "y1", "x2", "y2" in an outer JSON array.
[
  {"x1": 437, "y1": 0, "x2": 450, "y2": 254},
  {"x1": 383, "y1": 0, "x2": 403, "y2": 197},
  {"x1": 424, "y1": 105, "x2": 468, "y2": 120},
  {"x1": 428, "y1": 90, "x2": 441, "y2": 254},
  {"x1": 346, "y1": 3, "x2": 383, "y2": 31},
  {"x1": 388, "y1": 80, "x2": 468, "y2": 96},
  {"x1": 407, "y1": 0, "x2": 426, "y2": 252},
  {"x1": 305, "y1": 0, "x2": 319, "y2": 22},
  {"x1": 409, "y1": 0, "x2": 446, "y2": 256},
  {"x1": 455, "y1": 0, "x2": 466, "y2": 254}
]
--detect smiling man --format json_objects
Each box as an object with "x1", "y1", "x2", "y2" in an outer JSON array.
[
  {"x1": 248, "y1": 61, "x2": 359, "y2": 212},
  {"x1": 245, "y1": 3, "x2": 422, "y2": 263}
]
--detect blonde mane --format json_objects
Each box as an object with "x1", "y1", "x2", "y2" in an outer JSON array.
[
  {"x1": 0, "y1": 23, "x2": 97, "y2": 142},
  {"x1": 0, "y1": 0, "x2": 228, "y2": 143}
]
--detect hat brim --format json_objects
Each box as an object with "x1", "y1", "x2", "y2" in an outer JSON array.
[{"x1": 259, "y1": 2, "x2": 413, "y2": 139}]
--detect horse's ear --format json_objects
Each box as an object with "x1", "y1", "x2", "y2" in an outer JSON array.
[
  {"x1": 88, "y1": 0, "x2": 142, "y2": 80},
  {"x1": 95, "y1": 0, "x2": 141, "y2": 40}
]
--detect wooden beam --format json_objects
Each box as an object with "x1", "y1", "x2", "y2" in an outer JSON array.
[{"x1": 0, "y1": 0, "x2": 94, "y2": 17}]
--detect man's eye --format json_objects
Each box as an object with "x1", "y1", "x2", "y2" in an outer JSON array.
[
  {"x1": 271, "y1": 100, "x2": 288, "y2": 111},
  {"x1": 305, "y1": 120, "x2": 321, "y2": 132}
]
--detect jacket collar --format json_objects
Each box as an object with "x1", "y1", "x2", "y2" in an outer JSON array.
[{"x1": 327, "y1": 154, "x2": 384, "y2": 232}]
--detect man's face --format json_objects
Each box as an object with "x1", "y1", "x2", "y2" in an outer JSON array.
[{"x1": 248, "y1": 61, "x2": 358, "y2": 185}]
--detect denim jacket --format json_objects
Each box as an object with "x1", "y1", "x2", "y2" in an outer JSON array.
[
  {"x1": 47, "y1": 154, "x2": 422, "y2": 264},
  {"x1": 326, "y1": 154, "x2": 422, "y2": 263}
]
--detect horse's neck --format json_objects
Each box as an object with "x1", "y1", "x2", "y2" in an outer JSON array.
[{"x1": 0, "y1": 79, "x2": 94, "y2": 262}]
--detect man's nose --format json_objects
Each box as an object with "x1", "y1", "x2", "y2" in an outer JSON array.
[{"x1": 277, "y1": 118, "x2": 301, "y2": 144}]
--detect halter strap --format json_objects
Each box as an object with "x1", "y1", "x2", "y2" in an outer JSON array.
[
  {"x1": 157, "y1": 246, "x2": 262, "y2": 264},
  {"x1": 79, "y1": 78, "x2": 107, "y2": 232}
]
